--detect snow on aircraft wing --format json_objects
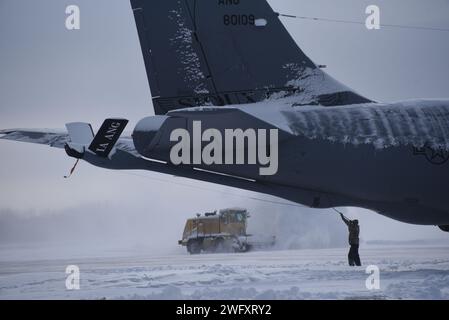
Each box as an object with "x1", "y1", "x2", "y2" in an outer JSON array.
[
  {"x1": 0, "y1": 128, "x2": 140, "y2": 157},
  {"x1": 0, "y1": 129, "x2": 70, "y2": 148}
]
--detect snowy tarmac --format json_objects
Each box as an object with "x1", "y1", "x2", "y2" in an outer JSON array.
[{"x1": 1, "y1": 245, "x2": 449, "y2": 300}]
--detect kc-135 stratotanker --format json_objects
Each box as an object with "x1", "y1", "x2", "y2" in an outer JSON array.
[{"x1": 2, "y1": 0, "x2": 449, "y2": 231}]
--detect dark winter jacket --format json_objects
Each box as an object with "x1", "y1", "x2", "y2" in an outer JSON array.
[{"x1": 340, "y1": 215, "x2": 360, "y2": 245}]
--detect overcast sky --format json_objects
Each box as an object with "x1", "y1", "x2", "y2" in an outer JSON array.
[{"x1": 1, "y1": 0, "x2": 449, "y2": 248}]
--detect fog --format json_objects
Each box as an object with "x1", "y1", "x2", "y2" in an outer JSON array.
[
  {"x1": 0, "y1": 182, "x2": 349, "y2": 258},
  {"x1": 1, "y1": 0, "x2": 449, "y2": 258},
  {"x1": 0, "y1": 203, "x2": 349, "y2": 258}
]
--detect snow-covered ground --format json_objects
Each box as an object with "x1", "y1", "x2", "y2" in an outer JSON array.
[{"x1": 1, "y1": 244, "x2": 449, "y2": 300}]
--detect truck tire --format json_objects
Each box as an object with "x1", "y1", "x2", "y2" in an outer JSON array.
[
  {"x1": 214, "y1": 238, "x2": 226, "y2": 253},
  {"x1": 187, "y1": 239, "x2": 202, "y2": 255},
  {"x1": 235, "y1": 242, "x2": 248, "y2": 253}
]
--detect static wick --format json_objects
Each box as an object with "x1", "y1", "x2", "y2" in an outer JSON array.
[{"x1": 64, "y1": 159, "x2": 80, "y2": 179}]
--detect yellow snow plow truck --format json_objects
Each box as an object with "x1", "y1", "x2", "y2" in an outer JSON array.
[{"x1": 178, "y1": 208, "x2": 253, "y2": 254}]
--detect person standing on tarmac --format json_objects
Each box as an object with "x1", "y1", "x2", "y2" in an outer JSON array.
[{"x1": 340, "y1": 213, "x2": 362, "y2": 266}]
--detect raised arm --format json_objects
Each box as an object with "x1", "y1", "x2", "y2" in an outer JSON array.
[{"x1": 340, "y1": 213, "x2": 350, "y2": 226}]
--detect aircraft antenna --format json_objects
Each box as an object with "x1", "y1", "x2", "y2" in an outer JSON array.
[{"x1": 277, "y1": 12, "x2": 449, "y2": 32}]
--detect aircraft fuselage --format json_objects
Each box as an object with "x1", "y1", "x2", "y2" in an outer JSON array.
[{"x1": 130, "y1": 99, "x2": 449, "y2": 225}]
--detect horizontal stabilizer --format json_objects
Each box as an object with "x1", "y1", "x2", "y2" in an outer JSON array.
[
  {"x1": 0, "y1": 128, "x2": 69, "y2": 148},
  {"x1": 66, "y1": 122, "x2": 94, "y2": 145},
  {"x1": 0, "y1": 125, "x2": 140, "y2": 159}
]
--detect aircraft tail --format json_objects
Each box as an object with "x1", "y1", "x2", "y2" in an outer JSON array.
[{"x1": 130, "y1": 0, "x2": 371, "y2": 115}]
